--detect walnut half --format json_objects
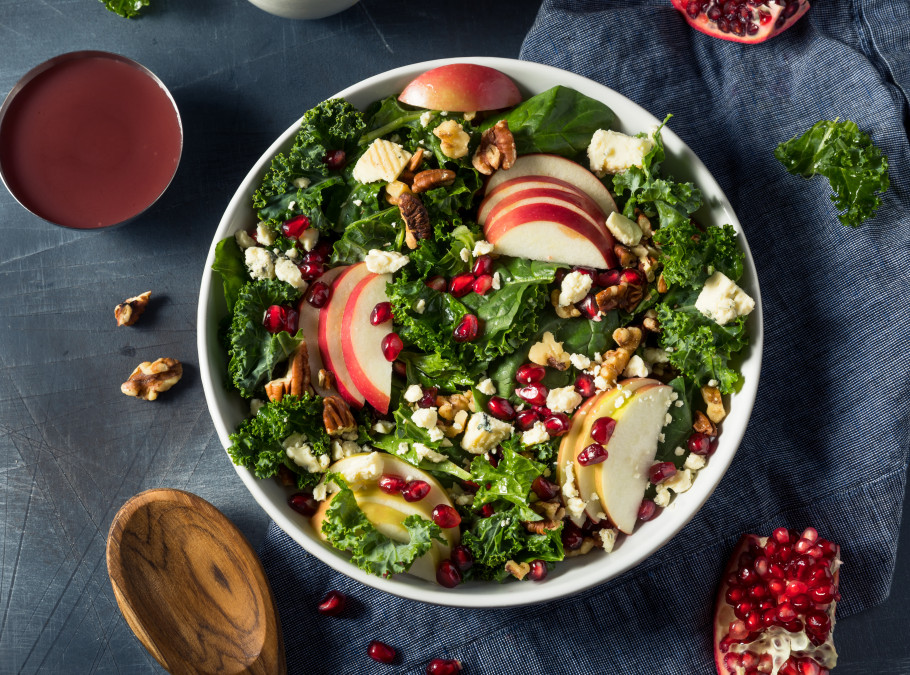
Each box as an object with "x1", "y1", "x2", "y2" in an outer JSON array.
[
  {"x1": 121, "y1": 358, "x2": 182, "y2": 401},
  {"x1": 115, "y1": 291, "x2": 151, "y2": 327},
  {"x1": 472, "y1": 120, "x2": 517, "y2": 175}
]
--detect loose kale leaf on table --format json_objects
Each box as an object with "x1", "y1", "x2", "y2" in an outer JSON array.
[{"x1": 102, "y1": 0, "x2": 149, "y2": 18}]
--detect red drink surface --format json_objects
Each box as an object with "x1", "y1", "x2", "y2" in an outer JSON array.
[{"x1": 0, "y1": 54, "x2": 181, "y2": 229}]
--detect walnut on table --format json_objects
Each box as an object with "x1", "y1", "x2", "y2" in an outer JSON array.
[
  {"x1": 114, "y1": 291, "x2": 151, "y2": 326},
  {"x1": 121, "y1": 357, "x2": 182, "y2": 401}
]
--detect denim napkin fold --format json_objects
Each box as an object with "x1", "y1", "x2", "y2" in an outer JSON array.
[{"x1": 259, "y1": 2, "x2": 910, "y2": 672}]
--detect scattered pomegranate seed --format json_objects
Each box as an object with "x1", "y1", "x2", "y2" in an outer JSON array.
[
  {"x1": 453, "y1": 314, "x2": 480, "y2": 342},
  {"x1": 543, "y1": 413, "x2": 570, "y2": 437},
  {"x1": 436, "y1": 560, "x2": 462, "y2": 588},
  {"x1": 402, "y1": 480, "x2": 430, "y2": 502},
  {"x1": 578, "y1": 294, "x2": 600, "y2": 319},
  {"x1": 531, "y1": 475, "x2": 559, "y2": 501},
  {"x1": 477, "y1": 503, "x2": 494, "y2": 518},
  {"x1": 528, "y1": 560, "x2": 548, "y2": 581},
  {"x1": 370, "y1": 301, "x2": 392, "y2": 326},
  {"x1": 472, "y1": 254, "x2": 493, "y2": 276},
  {"x1": 562, "y1": 521, "x2": 584, "y2": 550},
  {"x1": 281, "y1": 214, "x2": 309, "y2": 239},
  {"x1": 323, "y1": 149, "x2": 346, "y2": 170},
  {"x1": 425, "y1": 275, "x2": 447, "y2": 292},
  {"x1": 462, "y1": 480, "x2": 479, "y2": 493},
  {"x1": 574, "y1": 373, "x2": 596, "y2": 398},
  {"x1": 554, "y1": 268, "x2": 568, "y2": 284},
  {"x1": 577, "y1": 443, "x2": 608, "y2": 466},
  {"x1": 378, "y1": 474, "x2": 406, "y2": 494},
  {"x1": 426, "y1": 658, "x2": 462, "y2": 675},
  {"x1": 473, "y1": 274, "x2": 493, "y2": 295},
  {"x1": 595, "y1": 269, "x2": 622, "y2": 287},
  {"x1": 532, "y1": 405, "x2": 552, "y2": 418},
  {"x1": 317, "y1": 590, "x2": 346, "y2": 616},
  {"x1": 303, "y1": 248, "x2": 327, "y2": 264},
  {"x1": 298, "y1": 260, "x2": 325, "y2": 281},
  {"x1": 649, "y1": 461, "x2": 677, "y2": 484},
  {"x1": 688, "y1": 431, "x2": 712, "y2": 455},
  {"x1": 620, "y1": 268, "x2": 644, "y2": 285},
  {"x1": 487, "y1": 448, "x2": 501, "y2": 468},
  {"x1": 514, "y1": 409, "x2": 540, "y2": 431},
  {"x1": 392, "y1": 361, "x2": 407, "y2": 377},
  {"x1": 515, "y1": 382, "x2": 548, "y2": 405},
  {"x1": 637, "y1": 499, "x2": 657, "y2": 521},
  {"x1": 367, "y1": 640, "x2": 396, "y2": 664},
  {"x1": 449, "y1": 273, "x2": 475, "y2": 298},
  {"x1": 451, "y1": 545, "x2": 474, "y2": 572},
  {"x1": 515, "y1": 363, "x2": 546, "y2": 384},
  {"x1": 572, "y1": 266, "x2": 595, "y2": 278},
  {"x1": 591, "y1": 416, "x2": 617, "y2": 444},
  {"x1": 381, "y1": 333, "x2": 403, "y2": 361},
  {"x1": 432, "y1": 504, "x2": 462, "y2": 529},
  {"x1": 287, "y1": 492, "x2": 317, "y2": 517},
  {"x1": 306, "y1": 281, "x2": 330, "y2": 308},
  {"x1": 418, "y1": 386, "x2": 438, "y2": 408},
  {"x1": 262, "y1": 305, "x2": 289, "y2": 333},
  {"x1": 486, "y1": 396, "x2": 515, "y2": 421}
]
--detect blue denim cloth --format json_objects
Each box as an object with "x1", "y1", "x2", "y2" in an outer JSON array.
[{"x1": 259, "y1": 2, "x2": 910, "y2": 672}]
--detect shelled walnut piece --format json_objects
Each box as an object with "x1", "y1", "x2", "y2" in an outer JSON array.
[
  {"x1": 504, "y1": 560, "x2": 531, "y2": 580},
  {"x1": 114, "y1": 291, "x2": 151, "y2": 326},
  {"x1": 264, "y1": 344, "x2": 309, "y2": 402},
  {"x1": 472, "y1": 120, "x2": 517, "y2": 175},
  {"x1": 121, "y1": 358, "x2": 182, "y2": 401},
  {"x1": 597, "y1": 327, "x2": 643, "y2": 385},
  {"x1": 701, "y1": 385, "x2": 727, "y2": 423}
]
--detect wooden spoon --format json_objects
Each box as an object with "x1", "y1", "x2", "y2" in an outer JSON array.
[{"x1": 106, "y1": 488, "x2": 286, "y2": 675}]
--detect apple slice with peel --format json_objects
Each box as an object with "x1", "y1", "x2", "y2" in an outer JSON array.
[
  {"x1": 341, "y1": 271, "x2": 393, "y2": 414},
  {"x1": 486, "y1": 154, "x2": 618, "y2": 217},
  {"x1": 298, "y1": 266, "x2": 345, "y2": 397},
  {"x1": 485, "y1": 200, "x2": 618, "y2": 269},
  {"x1": 318, "y1": 263, "x2": 370, "y2": 408},
  {"x1": 310, "y1": 454, "x2": 460, "y2": 583},
  {"x1": 482, "y1": 188, "x2": 609, "y2": 241},
  {"x1": 479, "y1": 175, "x2": 603, "y2": 225},
  {"x1": 398, "y1": 63, "x2": 522, "y2": 112}
]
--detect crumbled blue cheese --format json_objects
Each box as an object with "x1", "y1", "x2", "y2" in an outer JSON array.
[
  {"x1": 695, "y1": 271, "x2": 755, "y2": 326},
  {"x1": 684, "y1": 453, "x2": 706, "y2": 471},
  {"x1": 558, "y1": 271, "x2": 593, "y2": 306},
  {"x1": 472, "y1": 239, "x2": 494, "y2": 257},
  {"x1": 352, "y1": 139, "x2": 412, "y2": 184},
  {"x1": 365, "y1": 249, "x2": 409, "y2": 274},
  {"x1": 570, "y1": 353, "x2": 592, "y2": 371},
  {"x1": 665, "y1": 468, "x2": 693, "y2": 494},
  {"x1": 459, "y1": 247, "x2": 471, "y2": 263},
  {"x1": 642, "y1": 347, "x2": 669, "y2": 364},
  {"x1": 561, "y1": 461, "x2": 587, "y2": 520},
  {"x1": 491, "y1": 272, "x2": 501, "y2": 290},
  {"x1": 598, "y1": 528, "x2": 618, "y2": 553},
  {"x1": 451, "y1": 410, "x2": 469, "y2": 434},
  {"x1": 292, "y1": 176, "x2": 311, "y2": 189},
  {"x1": 372, "y1": 420, "x2": 394, "y2": 434},
  {"x1": 414, "y1": 442, "x2": 448, "y2": 463},
  {"x1": 448, "y1": 482, "x2": 475, "y2": 506},
  {"x1": 411, "y1": 407, "x2": 438, "y2": 430},
  {"x1": 428, "y1": 427, "x2": 445, "y2": 442},
  {"x1": 256, "y1": 222, "x2": 277, "y2": 246},
  {"x1": 419, "y1": 111, "x2": 435, "y2": 127},
  {"x1": 622, "y1": 355, "x2": 650, "y2": 378},
  {"x1": 244, "y1": 247, "x2": 275, "y2": 280},
  {"x1": 605, "y1": 211, "x2": 643, "y2": 246},
  {"x1": 477, "y1": 378, "x2": 496, "y2": 396},
  {"x1": 235, "y1": 230, "x2": 256, "y2": 249},
  {"x1": 546, "y1": 386, "x2": 583, "y2": 414},
  {"x1": 461, "y1": 412, "x2": 513, "y2": 454},
  {"x1": 331, "y1": 439, "x2": 363, "y2": 461},
  {"x1": 414, "y1": 299, "x2": 426, "y2": 314},
  {"x1": 337, "y1": 452, "x2": 384, "y2": 490},
  {"x1": 521, "y1": 421, "x2": 550, "y2": 446},
  {"x1": 250, "y1": 398, "x2": 265, "y2": 416},
  {"x1": 587, "y1": 129, "x2": 654, "y2": 177},
  {"x1": 298, "y1": 228, "x2": 320, "y2": 252},
  {"x1": 653, "y1": 486, "x2": 672, "y2": 507},
  {"x1": 274, "y1": 257, "x2": 307, "y2": 291},
  {"x1": 283, "y1": 434, "x2": 329, "y2": 473},
  {"x1": 403, "y1": 384, "x2": 423, "y2": 403}
]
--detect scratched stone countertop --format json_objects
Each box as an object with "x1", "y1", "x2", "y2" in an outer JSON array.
[{"x1": 0, "y1": 1, "x2": 908, "y2": 673}]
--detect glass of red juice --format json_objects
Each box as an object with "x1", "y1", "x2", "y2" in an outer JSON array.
[{"x1": 0, "y1": 51, "x2": 183, "y2": 230}]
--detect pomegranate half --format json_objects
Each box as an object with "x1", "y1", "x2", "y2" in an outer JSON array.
[
  {"x1": 672, "y1": 0, "x2": 810, "y2": 44},
  {"x1": 714, "y1": 527, "x2": 840, "y2": 675}
]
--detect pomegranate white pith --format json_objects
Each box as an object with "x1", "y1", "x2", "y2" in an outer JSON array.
[
  {"x1": 671, "y1": 0, "x2": 810, "y2": 44},
  {"x1": 714, "y1": 528, "x2": 840, "y2": 675}
]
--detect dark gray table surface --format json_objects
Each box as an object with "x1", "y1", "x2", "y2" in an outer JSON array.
[{"x1": 0, "y1": 1, "x2": 907, "y2": 673}]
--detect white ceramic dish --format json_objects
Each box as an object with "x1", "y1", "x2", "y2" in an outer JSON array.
[{"x1": 197, "y1": 57, "x2": 763, "y2": 608}]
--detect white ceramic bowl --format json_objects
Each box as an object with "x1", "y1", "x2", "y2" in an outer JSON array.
[
  {"x1": 246, "y1": 0, "x2": 358, "y2": 20},
  {"x1": 197, "y1": 57, "x2": 763, "y2": 608}
]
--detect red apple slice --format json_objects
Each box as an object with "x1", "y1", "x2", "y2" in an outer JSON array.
[
  {"x1": 483, "y1": 188, "x2": 609, "y2": 243},
  {"x1": 478, "y1": 175, "x2": 602, "y2": 225},
  {"x1": 318, "y1": 263, "x2": 371, "y2": 408},
  {"x1": 341, "y1": 271, "x2": 393, "y2": 414},
  {"x1": 486, "y1": 154, "x2": 618, "y2": 216},
  {"x1": 398, "y1": 63, "x2": 522, "y2": 112},
  {"x1": 298, "y1": 266, "x2": 346, "y2": 397}
]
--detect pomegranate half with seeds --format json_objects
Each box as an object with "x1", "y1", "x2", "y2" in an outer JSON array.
[
  {"x1": 672, "y1": 0, "x2": 810, "y2": 44},
  {"x1": 714, "y1": 527, "x2": 840, "y2": 675}
]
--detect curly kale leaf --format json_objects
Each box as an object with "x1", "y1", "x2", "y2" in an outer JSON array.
[
  {"x1": 228, "y1": 280, "x2": 303, "y2": 398},
  {"x1": 101, "y1": 0, "x2": 149, "y2": 18},
  {"x1": 321, "y1": 474, "x2": 444, "y2": 577},
  {"x1": 654, "y1": 220, "x2": 744, "y2": 289},
  {"x1": 227, "y1": 394, "x2": 329, "y2": 489},
  {"x1": 469, "y1": 446, "x2": 546, "y2": 522},
  {"x1": 774, "y1": 119, "x2": 890, "y2": 227}
]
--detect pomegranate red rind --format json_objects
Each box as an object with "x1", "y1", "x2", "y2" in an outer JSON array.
[
  {"x1": 714, "y1": 528, "x2": 840, "y2": 675},
  {"x1": 672, "y1": 0, "x2": 810, "y2": 44}
]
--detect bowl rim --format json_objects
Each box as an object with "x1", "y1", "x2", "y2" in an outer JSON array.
[{"x1": 197, "y1": 56, "x2": 763, "y2": 608}]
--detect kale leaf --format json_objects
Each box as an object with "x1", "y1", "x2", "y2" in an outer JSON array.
[
  {"x1": 774, "y1": 119, "x2": 890, "y2": 227},
  {"x1": 654, "y1": 220, "x2": 744, "y2": 289},
  {"x1": 212, "y1": 236, "x2": 249, "y2": 313},
  {"x1": 331, "y1": 207, "x2": 402, "y2": 265},
  {"x1": 101, "y1": 0, "x2": 149, "y2": 18},
  {"x1": 470, "y1": 446, "x2": 546, "y2": 522}
]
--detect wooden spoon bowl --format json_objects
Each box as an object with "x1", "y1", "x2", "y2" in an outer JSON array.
[{"x1": 106, "y1": 489, "x2": 285, "y2": 675}]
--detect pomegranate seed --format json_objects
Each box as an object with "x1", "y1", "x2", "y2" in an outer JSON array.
[
  {"x1": 762, "y1": 608, "x2": 777, "y2": 627},
  {"x1": 473, "y1": 274, "x2": 493, "y2": 295},
  {"x1": 324, "y1": 149, "x2": 346, "y2": 170},
  {"x1": 370, "y1": 301, "x2": 392, "y2": 326},
  {"x1": 433, "y1": 504, "x2": 461, "y2": 529},
  {"x1": 562, "y1": 521, "x2": 584, "y2": 550},
  {"x1": 449, "y1": 273, "x2": 475, "y2": 298},
  {"x1": 516, "y1": 363, "x2": 546, "y2": 384},
  {"x1": 514, "y1": 409, "x2": 541, "y2": 431},
  {"x1": 281, "y1": 214, "x2": 309, "y2": 239},
  {"x1": 805, "y1": 609, "x2": 830, "y2": 633},
  {"x1": 516, "y1": 382, "x2": 548, "y2": 405},
  {"x1": 777, "y1": 603, "x2": 796, "y2": 623},
  {"x1": 477, "y1": 503, "x2": 494, "y2": 518},
  {"x1": 532, "y1": 404, "x2": 552, "y2": 418},
  {"x1": 734, "y1": 601, "x2": 753, "y2": 619},
  {"x1": 485, "y1": 396, "x2": 515, "y2": 421},
  {"x1": 591, "y1": 416, "x2": 617, "y2": 444},
  {"x1": 798, "y1": 661, "x2": 821, "y2": 675},
  {"x1": 306, "y1": 281, "x2": 330, "y2": 308},
  {"x1": 417, "y1": 388, "x2": 438, "y2": 409},
  {"x1": 595, "y1": 269, "x2": 622, "y2": 287},
  {"x1": 436, "y1": 560, "x2": 462, "y2": 588},
  {"x1": 688, "y1": 432, "x2": 712, "y2": 455},
  {"x1": 472, "y1": 255, "x2": 493, "y2": 276},
  {"x1": 303, "y1": 248, "x2": 327, "y2": 264},
  {"x1": 620, "y1": 268, "x2": 644, "y2": 285},
  {"x1": 638, "y1": 499, "x2": 657, "y2": 521},
  {"x1": 577, "y1": 443, "x2": 608, "y2": 466},
  {"x1": 785, "y1": 580, "x2": 808, "y2": 597},
  {"x1": 574, "y1": 373, "x2": 596, "y2": 398},
  {"x1": 741, "y1": 652, "x2": 759, "y2": 669},
  {"x1": 298, "y1": 260, "x2": 325, "y2": 281},
  {"x1": 528, "y1": 560, "x2": 548, "y2": 581},
  {"x1": 381, "y1": 333, "x2": 403, "y2": 361},
  {"x1": 367, "y1": 640, "x2": 396, "y2": 664},
  {"x1": 753, "y1": 556, "x2": 770, "y2": 578},
  {"x1": 810, "y1": 585, "x2": 834, "y2": 604},
  {"x1": 425, "y1": 275, "x2": 447, "y2": 292},
  {"x1": 749, "y1": 583, "x2": 768, "y2": 600},
  {"x1": 544, "y1": 413, "x2": 570, "y2": 437},
  {"x1": 402, "y1": 480, "x2": 430, "y2": 502},
  {"x1": 263, "y1": 305, "x2": 291, "y2": 333},
  {"x1": 578, "y1": 293, "x2": 600, "y2": 319},
  {"x1": 792, "y1": 594, "x2": 811, "y2": 611},
  {"x1": 453, "y1": 314, "x2": 479, "y2": 342},
  {"x1": 724, "y1": 653, "x2": 743, "y2": 671},
  {"x1": 728, "y1": 620, "x2": 748, "y2": 640},
  {"x1": 531, "y1": 475, "x2": 559, "y2": 500},
  {"x1": 745, "y1": 612, "x2": 762, "y2": 632},
  {"x1": 649, "y1": 462, "x2": 677, "y2": 484},
  {"x1": 287, "y1": 492, "x2": 317, "y2": 517},
  {"x1": 378, "y1": 474, "x2": 406, "y2": 494},
  {"x1": 317, "y1": 590, "x2": 346, "y2": 616},
  {"x1": 451, "y1": 545, "x2": 474, "y2": 572},
  {"x1": 772, "y1": 527, "x2": 791, "y2": 544},
  {"x1": 554, "y1": 267, "x2": 568, "y2": 284},
  {"x1": 426, "y1": 658, "x2": 462, "y2": 675},
  {"x1": 726, "y1": 586, "x2": 745, "y2": 605}
]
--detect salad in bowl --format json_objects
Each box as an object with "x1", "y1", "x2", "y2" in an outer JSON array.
[{"x1": 200, "y1": 58, "x2": 761, "y2": 605}]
